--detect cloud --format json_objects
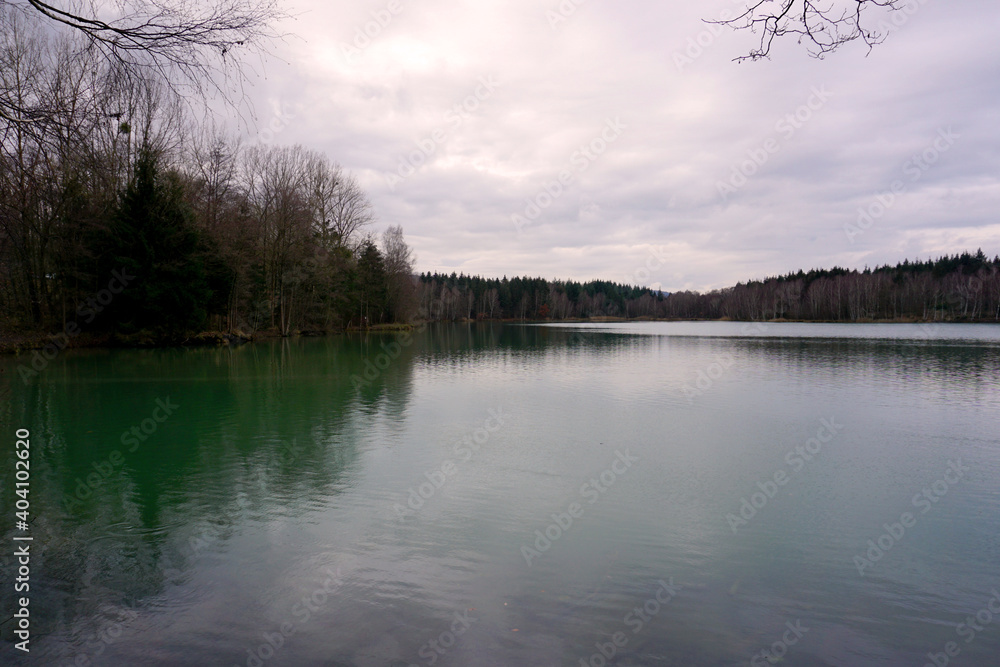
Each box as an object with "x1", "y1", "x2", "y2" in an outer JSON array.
[{"x1": 237, "y1": 0, "x2": 1000, "y2": 290}]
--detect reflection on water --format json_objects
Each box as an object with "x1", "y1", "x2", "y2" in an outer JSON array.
[{"x1": 1, "y1": 322, "x2": 999, "y2": 666}]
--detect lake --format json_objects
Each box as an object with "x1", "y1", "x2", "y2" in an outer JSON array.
[{"x1": 2, "y1": 322, "x2": 1000, "y2": 666}]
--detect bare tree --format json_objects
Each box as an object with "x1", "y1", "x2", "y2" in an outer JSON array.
[
  {"x1": 300, "y1": 152, "x2": 378, "y2": 251},
  {"x1": 381, "y1": 224, "x2": 416, "y2": 322},
  {"x1": 381, "y1": 225, "x2": 413, "y2": 276},
  {"x1": 184, "y1": 129, "x2": 252, "y2": 330},
  {"x1": 241, "y1": 143, "x2": 311, "y2": 333},
  {"x1": 0, "y1": 10, "x2": 159, "y2": 325},
  {"x1": 483, "y1": 287, "x2": 500, "y2": 319},
  {"x1": 715, "y1": 0, "x2": 905, "y2": 61},
  {"x1": 327, "y1": 170, "x2": 376, "y2": 249},
  {"x1": 188, "y1": 128, "x2": 242, "y2": 231},
  {"x1": 0, "y1": 0, "x2": 285, "y2": 127}
]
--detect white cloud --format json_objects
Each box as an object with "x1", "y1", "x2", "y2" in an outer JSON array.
[{"x1": 239, "y1": 0, "x2": 1000, "y2": 290}]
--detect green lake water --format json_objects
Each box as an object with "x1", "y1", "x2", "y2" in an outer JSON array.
[{"x1": 2, "y1": 322, "x2": 1000, "y2": 666}]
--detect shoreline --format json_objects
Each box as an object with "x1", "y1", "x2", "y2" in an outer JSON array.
[{"x1": 2, "y1": 317, "x2": 997, "y2": 356}]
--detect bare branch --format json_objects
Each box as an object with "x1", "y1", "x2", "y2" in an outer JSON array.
[
  {"x1": 2, "y1": 0, "x2": 287, "y2": 125},
  {"x1": 711, "y1": 0, "x2": 904, "y2": 61}
]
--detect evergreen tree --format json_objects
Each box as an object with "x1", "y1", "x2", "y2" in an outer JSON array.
[
  {"x1": 355, "y1": 239, "x2": 389, "y2": 326},
  {"x1": 102, "y1": 146, "x2": 211, "y2": 337}
]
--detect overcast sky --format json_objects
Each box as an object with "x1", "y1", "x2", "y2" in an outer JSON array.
[{"x1": 239, "y1": 0, "x2": 1000, "y2": 291}]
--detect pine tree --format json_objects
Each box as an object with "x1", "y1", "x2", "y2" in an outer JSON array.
[
  {"x1": 103, "y1": 145, "x2": 211, "y2": 337},
  {"x1": 355, "y1": 239, "x2": 389, "y2": 326}
]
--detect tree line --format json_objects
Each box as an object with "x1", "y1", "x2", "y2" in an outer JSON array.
[
  {"x1": 666, "y1": 252, "x2": 1000, "y2": 322},
  {"x1": 0, "y1": 7, "x2": 415, "y2": 342},
  {"x1": 418, "y1": 251, "x2": 1000, "y2": 323},
  {"x1": 416, "y1": 274, "x2": 664, "y2": 321}
]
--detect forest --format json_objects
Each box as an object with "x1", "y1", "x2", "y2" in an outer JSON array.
[
  {"x1": 0, "y1": 122, "x2": 416, "y2": 342},
  {"x1": 0, "y1": 8, "x2": 416, "y2": 344},
  {"x1": 418, "y1": 252, "x2": 1000, "y2": 323},
  {"x1": 2, "y1": 7, "x2": 998, "y2": 352}
]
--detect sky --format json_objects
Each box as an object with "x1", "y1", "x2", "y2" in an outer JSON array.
[{"x1": 237, "y1": 0, "x2": 1000, "y2": 292}]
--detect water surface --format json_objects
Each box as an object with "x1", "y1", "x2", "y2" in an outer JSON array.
[{"x1": 2, "y1": 322, "x2": 999, "y2": 666}]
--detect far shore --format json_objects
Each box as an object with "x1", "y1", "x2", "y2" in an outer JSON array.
[{"x1": 2, "y1": 316, "x2": 997, "y2": 356}]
